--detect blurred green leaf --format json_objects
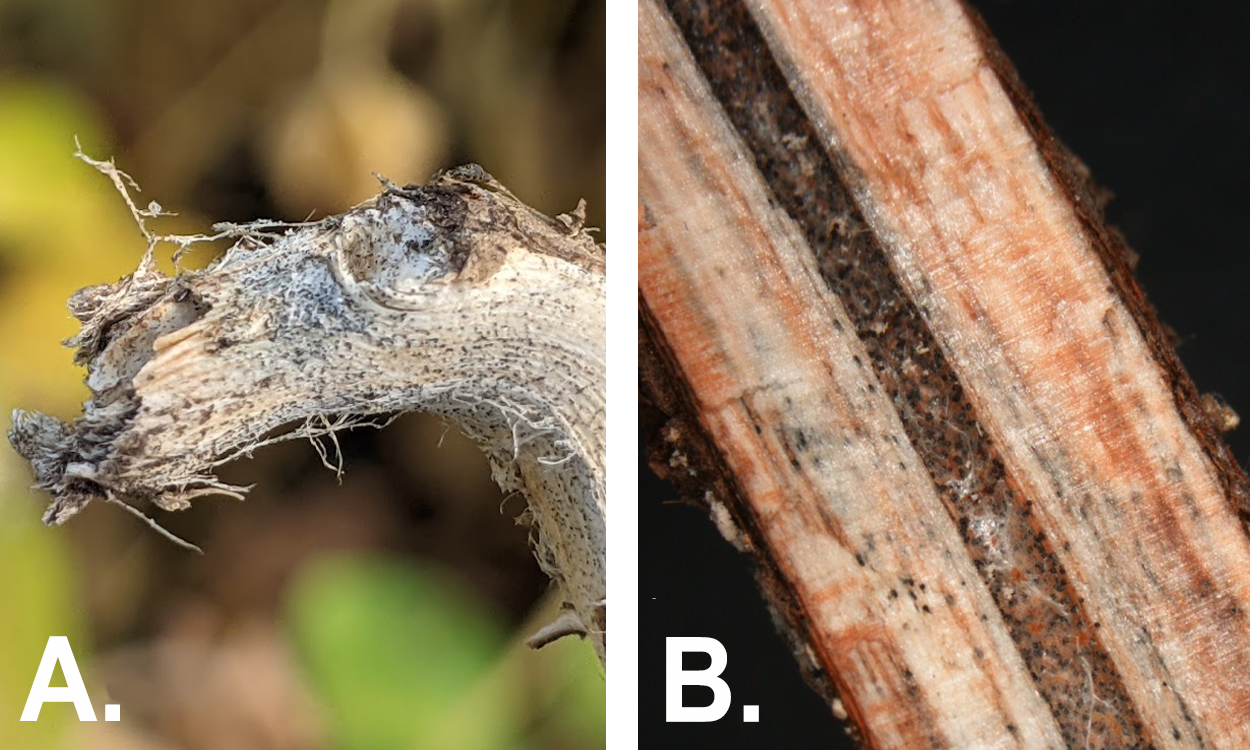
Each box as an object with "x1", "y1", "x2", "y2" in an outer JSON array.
[
  {"x1": 0, "y1": 488, "x2": 85, "y2": 750},
  {"x1": 285, "y1": 555, "x2": 517, "y2": 750},
  {"x1": 544, "y1": 640, "x2": 606, "y2": 747}
]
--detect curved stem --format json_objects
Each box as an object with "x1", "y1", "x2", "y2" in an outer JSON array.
[{"x1": 9, "y1": 165, "x2": 606, "y2": 664}]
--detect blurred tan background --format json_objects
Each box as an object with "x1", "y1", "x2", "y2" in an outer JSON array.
[{"x1": 0, "y1": 0, "x2": 605, "y2": 748}]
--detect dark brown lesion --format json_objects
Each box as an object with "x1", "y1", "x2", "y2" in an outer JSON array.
[
  {"x1": 649, "y1": 0, "x2": 1157, "y2": 745},
  {"x1": 378, "y1": 166, "x2": 604, "y2": 282},
  {"x1": 439, "y1": 166, "x2": 606, "y2": 277}
]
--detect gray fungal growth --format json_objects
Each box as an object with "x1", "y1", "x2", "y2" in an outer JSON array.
[{"x1": 8, "y1": 153, "x2": 607, "y2": 664}]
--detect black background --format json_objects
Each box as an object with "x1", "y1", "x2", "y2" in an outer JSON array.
[{"x1": 639, "y1": 1, "x2": 1250, "y2": 747}]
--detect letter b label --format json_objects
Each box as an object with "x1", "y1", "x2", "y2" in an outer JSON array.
[{"x1": 666, "y1": 636, "x2": 731, "y2": 722}]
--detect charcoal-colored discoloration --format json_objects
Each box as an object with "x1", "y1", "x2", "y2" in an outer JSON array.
[
  {"x1": 656, "y1": 0, "x2": 1154, "y2": 745},
  {"x1": 10, "y1": 165, "x2": 607, "y2": 664}
]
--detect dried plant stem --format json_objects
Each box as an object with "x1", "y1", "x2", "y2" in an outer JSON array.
[
  {"x1": 10, "y1": 161, "x2": 607, "y2": 664},
  {"x1": 642, "y1": 0, "x2": 1250, "y2": 746}
]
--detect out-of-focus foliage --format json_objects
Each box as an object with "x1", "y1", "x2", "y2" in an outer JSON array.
[
  {"x1": 0, "y1": 0, "x2": 604, "y2": 748},
  {"x1": 0, "y1": 81, "x2": 139, "y2": 413},
  {"x1": 286, "y1": 556, "x2": 514, "y2": 750},
  {"x1": 283, "y1": 555, "x2": 606, "y2": 750},
  {"x1": 0, "y1": 488, "x2": 82, "y2": 750}
]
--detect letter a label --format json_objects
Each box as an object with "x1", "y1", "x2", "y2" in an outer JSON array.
[{"x1": 21, "y1": 636, "x2": 96, "y2": 722}]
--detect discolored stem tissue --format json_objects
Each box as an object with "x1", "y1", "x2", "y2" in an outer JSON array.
[
  {"x1": 642, "y1": 0, "x2": 1250, "y2": 746},
  {"x1": 9, "y1": 161, "x2": 606, "y2": 665}
]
